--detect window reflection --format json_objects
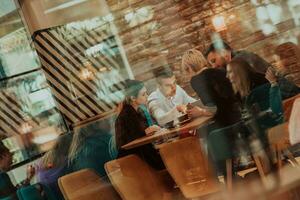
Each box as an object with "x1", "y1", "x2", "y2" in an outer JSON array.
[
  {"x1": 0, "y1": 5, "x2": 40, "y2": 79},
  {"x1": 0, "y1": 71, "x2": 66, "y2": 165}
]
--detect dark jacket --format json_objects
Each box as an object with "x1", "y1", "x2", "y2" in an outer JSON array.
[
  {"x1": 190, "y1": 68, "x2": 241, "y2": 128},
  {"x1": 0, "y1": 172, "x2": 17, "y2": 199},
  {"x1": 245, "y1": 83, "x2": 284, "y2": 130},
  {"x1": 233, "y1": 50, "x2": 300, "y2": 99},
  {"x1": 115, "y1": 103, "x2": 164, "y2": 170}
]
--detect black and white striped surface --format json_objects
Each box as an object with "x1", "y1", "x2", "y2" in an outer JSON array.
[{"x1": 32, "y1": 25, "x2": 129, "y2": 124}]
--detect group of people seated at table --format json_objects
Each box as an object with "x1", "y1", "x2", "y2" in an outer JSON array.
[
  {"x1": 115, "y1": 39, "x2": 300, "y2": 174},
  {"x1": 1, "y1": 40, "x2": 299, "y2": 199}
]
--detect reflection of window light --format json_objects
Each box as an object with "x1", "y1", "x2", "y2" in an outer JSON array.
[
  {"x1": 32, "y1": 134, "x2": 58, "y2": 144},
  {"x1": 103, "y1": 14, "x2": 114, "y2": 22},
  {"x1": 212, "y1": 16, "x2": 227, "y2": 32},
  {"x1": 28, "y1": 89, "x2": 56, "y2": 116},
  {"x1": 251, "y1": 0, "x2": 259, "y2": 5},
  {"x1": 261, "y1": 23, "x2": 276, "y2": 35},
  {"x1": 256, "y1": 6, "x2": 269, "y2": 20},
  {"x1": 66, "y1": 17, "x2": 104, "y2": 31},
  {"x1": 44, "y1": 0, "x2": 88, "y2": 14},
  {"x1": 267, "y1": 4, "x2": 282, "y2": 24},
  {"x1": 124, "y1": 7, "x2": 152, "y2": 27},
  {"x1": 0, "y1": 0, "x2": 17, "y2": 18},
  {"x1": 125, "y1": 12, "x2": 134, "y2": 23},
  {"x1": 137, "y1": 7, "x2": 149, "y2": 17},
  {"x1": 85, "y1": 43, "x2": 106, "y2": 56},
  {"x1": 288, "y1": 0, "x2": 300, "y2": 26}
]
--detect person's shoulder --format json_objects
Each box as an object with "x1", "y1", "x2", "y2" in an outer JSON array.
[
  {"x1": 148, "y1": 89, "x2": 159, "y2": 101},
  {"x1": 203, "y1": 68, "x2": 226, "y2": 78},
  {"x1": 251, "y1": 83, "x2": 271, "y2": 95}
]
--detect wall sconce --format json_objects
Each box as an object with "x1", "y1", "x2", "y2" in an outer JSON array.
[
  {"x1": 212, "y1": 15, "x2": 227, "y2": 32},
  {"x1": 20, "y1": 122, "x2": 33, "y2": 134},
  {"x1": 80, "y1": 68, "x2": 94, "y2": 80}
]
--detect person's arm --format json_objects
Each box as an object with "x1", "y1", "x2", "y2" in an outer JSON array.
[
  {"x1": 190, "y1": 76, "x2": 216, "y2": 107},
  {"x1": 269, "y1": 84, "x2": 283, "y2": 116},
  {"x1": 177, "y1": 86, "x2": 196, "y2": 104},
  {"x1": 16, "y1": 165, "x2": 35, "y2": 188},
  {"x1": 148, "y1": 98, "x2": 179, "y2": 125},
  {"x1": 265, "y1": 67, "x2": 283, "y2": 116}
]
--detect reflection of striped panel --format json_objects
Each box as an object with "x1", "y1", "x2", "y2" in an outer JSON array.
[
  {"x1": 33, "y1": 26, "x2": 127, "y2": 124},
  {"x1": 0, "y1": 91, "x2": 38, "y2": 136}
]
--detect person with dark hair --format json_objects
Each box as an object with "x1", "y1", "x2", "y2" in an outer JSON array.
[
  {"x1": 0, "y1": 143, "x2": 35, "y2": 199},
  {"x1": 181, "y1": 49, "x2": 241, "y2": 128},
  {"x1": 204, "y1": 40, "x2": 300, "y2": 99},
  {"x1": 227, "y1": 57, "x2": 283, "y2": 129},
  {"x1": 115, "y1": 80, "x2": 165, "y2": 170},
  {"x1": 148, "y1": 67, "x2": 196, "y2": 125}
]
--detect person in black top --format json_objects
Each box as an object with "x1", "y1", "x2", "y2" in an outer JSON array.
[
  {"x1": 115, "y1": 80, "x2": 165, "y2": 170},
  {"x1": 204, "y1": 40, "x2": 300, "y2": 99},
  {"x1": 181, "y1": 49, "x2": 241, "y2": 129}
]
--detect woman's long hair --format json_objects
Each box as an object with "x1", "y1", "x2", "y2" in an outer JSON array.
[
  {"x1": 68, "y1": 119, "x2": 112, "y2": 163},
  {"x1": 229, "y1": 57, "x2": 268, "y2": 97},
  {"x1": 40, "y1": 133, "x2": 73, "y2": 168},
  {"x1": 68, "y1": 127, "x2": 91, "y2": 163}
]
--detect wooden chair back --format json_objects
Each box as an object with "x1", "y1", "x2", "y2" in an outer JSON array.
[
  {"x1": 105, "y1": 155, "x2": 172, "y2": 200},
  {"x1": 283, "y1": 94, "x2": 300, "y2": 121},
  {"x1": 58, "y1": 169, "x2": 120, "y2": 200},
  {"x1": 159, "y1": 136, "x2": 219, "y2": 199}
]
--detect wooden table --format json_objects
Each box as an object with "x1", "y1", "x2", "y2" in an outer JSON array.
[{"x1": 121, "y1": 116, "x2": 213, "y2": 150}]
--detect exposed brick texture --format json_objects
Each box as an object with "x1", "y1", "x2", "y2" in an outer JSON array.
[{"x1": 106, "y1": 0, "x2": 300, "y2": 93}]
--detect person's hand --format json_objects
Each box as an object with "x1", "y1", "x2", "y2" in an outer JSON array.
[
  {"x1": 265, "y1": 67, "x2": 277, "y2": 85},
  {"x1": 187, "y1": 106, "x2": 213, "y2": 118},
  {"x1": 26, "y1": 165, "x2": 35, "y2": 181},
  {"x1": 145, "y1": 125, "x2": 161, "y2": 136},
  {"x1": 176, "y1": 105, "x2": 187, "y2": 113}
]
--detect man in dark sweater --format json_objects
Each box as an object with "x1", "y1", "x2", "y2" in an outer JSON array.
[{"x1": 204, "y1": 40, "x2": 300, "y2": 99}]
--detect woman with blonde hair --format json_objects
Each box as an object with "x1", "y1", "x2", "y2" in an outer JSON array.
[
  {"x1": 37, "y1": 133, "x2": 73, "y2": 199},
  {"x1": 181, "y1": 49, "x2": 241, "y2": 128}
]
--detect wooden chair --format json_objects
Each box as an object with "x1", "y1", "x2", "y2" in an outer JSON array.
[
  {"x1": 268, "y1": 123, "x2": 299, "y2": 170},
  {"x1": 208, "y1": 124, "x2": 236, "y2": 191},
  {"x1": 159, "y1": 136, "x2": 220, "y2": 199},
  {"x1": 58, "y1": 169, "x2": 120, "y2": 200},
  {"x1": 105, "y1": 155, "x2": 174, "y2": 200},
  {"x1": 289, "y1": 98, "x2": 300, "y2": 145},
  {"x1": 283, "y1": 94, "x2": 300, "y2": 121}
]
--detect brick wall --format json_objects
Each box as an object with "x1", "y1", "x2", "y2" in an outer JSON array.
[{"x1": 106, "y1": 0, "x2": 300, "y2": 94}]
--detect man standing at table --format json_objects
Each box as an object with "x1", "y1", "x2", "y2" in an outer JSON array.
[
  {"x1": 204, "y1": 40, "x2": 300, "y2": 100},
  {"x1": 148, "y1": 67, "x2": 196, "y2": 126}
]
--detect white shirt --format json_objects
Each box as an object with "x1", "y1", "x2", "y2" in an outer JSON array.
[{"x1": 148, "y1": 85, "x2": 196, "y2": 125}]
